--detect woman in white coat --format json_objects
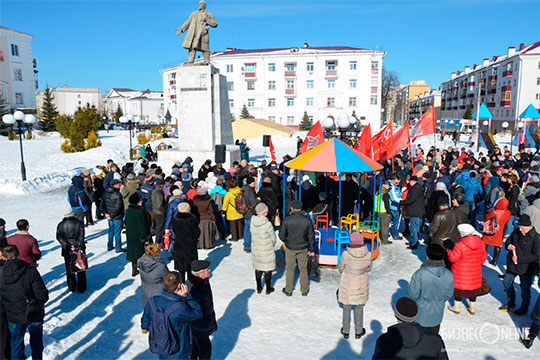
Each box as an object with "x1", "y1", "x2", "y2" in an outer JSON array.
[
  {"x1": 338, "y1": 232, "x2": 372, "y2": 339},
  {"x1": 250, "y1": 203, "x2": 277, "y2": 294}
]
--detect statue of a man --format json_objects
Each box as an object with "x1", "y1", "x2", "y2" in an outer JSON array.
[{"x1": 176, "y1": 0, "x2": 218, "y2": 65}]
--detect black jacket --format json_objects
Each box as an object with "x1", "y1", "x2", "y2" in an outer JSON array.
[
  {"x1": 56, "y1": 216, "x2": 86, "y2": 252},
  {"x1": 279, "y1": 211, "x2": 315, "y2": 251},
  {"x1": 172, "y1": 212, "x2": 200, "y2": 272},
  {"x1": 187, "y1": 272, "x2": 217, "y2": 337},
  {"x1": 68, "y1": 176, "x2": 89, "y2": 210},
  {"x1": 258, "y1": 182, "x2": 279, "y2": 212},
  {"x1": 430, "y1": 209, "x2": 461, "y2": 246},
  {"x1": 241, "y1": 185, "x2": 258, "y2": 221},
  {"x1": 0, "y1": 259, "x2": 49, "y2": 324},
  {"x1": 373, "y1": 322, "x2": 448, "y2": 360},
  {"x1": 101, "y1": 187, "x2": 124, "y2": 220},
  {"x1": 505, "y1": 228, "x2": 540, "y2": 276},
  {"x1": 401, "y1": 183, "x2": 426, "y2": 218}
]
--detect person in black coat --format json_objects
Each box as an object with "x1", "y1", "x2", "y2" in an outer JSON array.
[
  {"x1": 188, "y1": 260, "x2": 217, "y2": 360},
  {"x1": 101, "y1": 179, "x2": 126, "y2": 253},
  {"x1": 67, "y1": 175, "x2": 90, "y2": 224},
  {"x1": 93, "y1": 169, "x2": 105, "y2": 220},
  {"x1": 197, "y1": 160, "x2": 213, "y2": 181},
  {"x1": 400, "y1": 176, "x2": 426, "y2": 250},
  {"x1": 373, "y1": 297, "x2": 448, "y2": 360},
  {"x1": 0, "y1": 246, "x2": 10, "y2": 360},
  {"x1": 172, "y1": 203, "x2": 200, "y2": 282},
  {"x1": 56, "y1": 209, "x2": 87, "y2": 293},
  {"x1": 0, "y1": 245, "x2": 49, "y2": 360},
  {"x1": 257, "y1": 177, "x2": 279, "y2": 224}
]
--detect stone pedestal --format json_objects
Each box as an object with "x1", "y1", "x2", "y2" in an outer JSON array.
[{"x1": 158, "y1": 65, "x2": 239, "y2": 171}]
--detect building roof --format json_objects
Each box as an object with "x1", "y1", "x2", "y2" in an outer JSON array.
[
  {"x1": 111, "y1": 88, "x2": 137, "y2": 93},
  {"x1": 0, "y1": 26, "x2": 34, "y2": 38},
  {"x1": 212, "y1": 45, "x2": 374, "y2": 57}
]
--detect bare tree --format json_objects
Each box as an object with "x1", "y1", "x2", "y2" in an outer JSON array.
[{"x1": 381, "y1": 67, "x2": 400, "y2": 125}]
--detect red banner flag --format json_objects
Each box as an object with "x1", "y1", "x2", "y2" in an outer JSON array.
[
  {"x1": 354, "y1": 123, "x2": 372, "y2": 157},
  {"x1": 410, "y1": 105, "x2": 435, "y2": 141},
  {"x1": 269, "y1": 136, "x2": 276, "y2": 161},
  {"x1": 372, "y1": 123, "x2": 394, "y2": 161},
  {"x1": 391, "y1": 121, "x2": 410, "y2": 158},
  {"x1": 299, "y1": 121, "x2": 325, "y2": 154}
]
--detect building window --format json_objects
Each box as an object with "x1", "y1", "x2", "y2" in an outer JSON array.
[
  {"x1": 15, "y1": 92, "x2": 23, "y2": 104},
  {"x1": 247, "y1": 99, "x2": 255, "y2": 107},
  {"x1": 287, "y1": 98, "x2": 294, "y2": 107},
  {"x1": 11, "y1": 44, "x2": 19, "y2": 56},
  {"x1": 349, "y1": 97, "x2": 357, "y2": 106},
  {"x1": 226, "y1": 64, "x2": 233, "y2": 73},
  {"x1": 247, "y1": 81, "x2": 255, "y2": 90},
  {"x1": 306, "y1": 80, "x2": 314, "y2": 89},
  {"x1": 229, "y1": 99, "x2": 234, "y2": 108},
  {"x1": 286, "y1": 79, "x2": 295, "y2": 89},
  {"x1": 537, "y1": 77, "x2": 540, "y2": 85},
  {"x1": 287, "y1": 116, "x2": 294, "y2": 125},
  {"x1": 349, "y1": 79, "x2": 357, "y2": 88},
  {"x1": 77, "y1": 94, "x2": 81, "y2": 99},
  {"x1": 14, "y1": 69, "x2": 22, "y2": 81},
  {"x1": 268, "y1": 98, "x2": 276, "y2": 107},
  {"x1": 371, "y1": 61, "x2": 379, "y2": 69},
  {"x1": 306, "y1": 62, "x2": 314, "y2": 71},
  {"x1": 370, "y1": 95, "x2": 377, "y2": 105},
  {"x1": 536, "y1": 94, "x2": 540, "y2": 100},
  {"x1": 371, "y1": 77, "x2": 378, "y2": 86},
  {"x1": 245, "y1": 63, "x2": 256, "y2": 72},
  {"x1": 268, "y1": 63, "x2": 276, "y2": 72},
  {"x1": 328, "y1": 80, "x2": 336, "y2": 89},
  {"x1": 268, "y1": 81, "x2": 276, "y2": 90},
  {"x1": 326, "y1": 61, "x2": 337, "y2": 71},
  {"x1": 327, "y1": 97, "x2": 335, "y2": 107},
  {"x1": 269, "y1": 116, "x2": 276, "y2": 122},
  {"x1": 227, "y1": 82, "x2": 234, "y2": 91},
  {"x1": 350, "y1": 61, "x2": 357, "y2": 70},
  {"x1": 306, "y1": 98, "x2": 314, "y2": 106},
  {"x1": 285, "y1": 63, "x2": 296, "y2": 71}
]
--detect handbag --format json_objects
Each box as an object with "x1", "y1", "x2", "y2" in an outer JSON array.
[
  {"x1": 476, "y1": 278, "x2": 492, "y2": 296},
  {"x1": 482, "y1": 210, "x2": 500, "y2": 235},
  {"x1": 273, "y1": 210, "x2": 281, "y2": 227},
  {"x1": 307, "y1": 255, "x2": 320, "y2": 278},
  {"x1": 69, "y1": 250, "x2": 89, "y2": 274}
]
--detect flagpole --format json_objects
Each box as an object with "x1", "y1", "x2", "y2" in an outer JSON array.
[
  {"x1": 390, "y1": 117, "x2": 395, "y2": 174},
  {"x1": 475, "y1": 79, "x2": 482, "y2": 152}
]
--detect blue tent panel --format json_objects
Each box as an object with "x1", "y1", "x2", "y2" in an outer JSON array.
[
  {"x1": 472, "y1": 103, "x2": 494, "y2": 118},
  {"x1": 333, "y1": 140, "x2": 380, "y2": 173},
  {"x1": 519, "y1": 104, "x2": 540, "y2": 119}
]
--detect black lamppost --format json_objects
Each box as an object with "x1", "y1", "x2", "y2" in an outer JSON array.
[
  {"x1": 119, "y1": 115, "x2": 140, "y2": 160},
  {"x1": 2, "y1": 110, "x2": 36, "y2": 181}
]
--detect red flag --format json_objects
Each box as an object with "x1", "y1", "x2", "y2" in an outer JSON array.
[
  {"x1": 299, "y1": 121, "x2": 325, "y2": 154},
  {"x1": 391, "y1": 121, "x2": 410, "y2": 158},
  {"x1": 355, "y1": 123, "x2": 372, "y2": 158},
  {"x1": 372, "y1": 123, "x2": 393, "y2": 161},
  {"x1": 269, "y1": 136, "x2": 276, "y2": 161},
  {"x1": 410, "y1": 105, "x2": 435, "y2": 141}
]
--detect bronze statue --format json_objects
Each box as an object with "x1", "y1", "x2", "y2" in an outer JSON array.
[{"x1": 176, "y1": 0, "x2": 218, "y2": 65}]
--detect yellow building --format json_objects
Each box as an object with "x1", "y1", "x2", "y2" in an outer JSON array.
[{"x1": 401, "y1": 80, "x2": 430, "y2": 123}]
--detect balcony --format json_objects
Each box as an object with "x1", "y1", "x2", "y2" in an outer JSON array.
[
  {"x1": 500, "y1": 100, "x2": 511, "y2": 107},
  {"x1": 480, "y1": 90, "x2": 486, "y2": 95},
  {"x1": 371, "y1": 68, "x2": 379, "y2": 75},
  {"x1": 468, "y1": 81, "x2": 475, "y2": 87},
  {"x1": 489, "y1": 75, "x2": 497, "y2": 81},
  {"x1": 371, "y1": 86, "x2": 378, "y2": 93},
  {"x1": 460, "y1": 93, "x2": 467, "y2": 99},
  {"x1": 459, "y1": 105, "x2": 466, "y2": 109},
  {"x1": 487, "y1": 102, "x2": 496, "y2": 107},
  {"x1": 285, "y1": 88, "x2": 295, "y2": 95},
  {"x1": 325, "y1": 69, "x2": 338, "y2": 78},
  {"x1": 244, "y1": 72, "x2": 256, "y2": 78},
  {"x1": 467, "y1": 93, "x2": 474, "y2": 98},
  {"x1": 501, "y1": 85, "x2": 512, "y2": 92},
  {"x1": 503, "y1": 70, "x2": 513, "y2": 77},
  {"x1": 169, "y1": 80, "x2": 176, "y2": 85},
  {"x1": 170, "y1": 94, "x2": 176, "y2": 99},
  {"x1": 284, "y1": 70, "x2": 296, "y2": 77},
  {"x1": 488, "y1": 88, "x2": 497, "y2": 94}
]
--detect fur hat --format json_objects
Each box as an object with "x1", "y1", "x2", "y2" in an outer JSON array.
[
  {"x1": 394, "y1": 297, "x2": 418, "y2": 323},
  {"x1": 177, "y1": 202, "x2": 190, "y2": 213},
  {"x1": 255, "y1": 203, "x2": 268, "y2": 215},
  {"x1": 145, "y1": 243, "x2": 161, "y2": 257},
  {"x1": 457, "y1": 223, "x2": 481, "y2": 237},
  {"x1": 81, "y1": 169, "x2": 90, "y2": 176},
  {"x1": 197, "y1": 187, "x2": 208, "y2": 196}
]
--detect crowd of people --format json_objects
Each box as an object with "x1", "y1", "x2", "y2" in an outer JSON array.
[{"x1": 0, "y1": 136, "x2": 539, "y2": 359}]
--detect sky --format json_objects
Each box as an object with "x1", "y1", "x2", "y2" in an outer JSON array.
[{"x1": 1, "y1": 0, "x2": 539, "y2": 93}]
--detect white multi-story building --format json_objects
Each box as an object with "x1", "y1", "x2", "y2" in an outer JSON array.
[
  {"x1": 0, "y1": 26, "x2": 37, "y2": 111},
  {"x1": 441, "y1": 41, "x2": 540, "y2": 131},
  {"x1": 104, "y1": 88, "x2": 164, "y2": 124},
  {"x1": 408, "y1": 89, "x2": 441, "y2": 122},
  {"x1": 161, "y1": 44, "x2": 386, "y2": 130},
  {"x1": 36, "y1": 86, "x2": 101, "y2": 115}
]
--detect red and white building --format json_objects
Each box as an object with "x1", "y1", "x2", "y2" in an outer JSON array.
[
  {"x1": 161, "y1": 44, "x2": 386, "y2": 130},
  {"x1": 440, "y1": 41, "x2": 540, "y2": 131},
  {"x1": 408, "y1": 89, "x2": 441, "y2": 122}
]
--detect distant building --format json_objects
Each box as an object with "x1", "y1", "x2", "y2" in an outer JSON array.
[
  {"x1": 400, "y1": 80, "x2": 430, "y2": 124},
  {"x1": 0, "y1": 26, "x2": 37, "y2": 111},
  {"x1": 440, "y1": 41, "x2": 540, "y2": 131},
  {"x1": 104, "y1": 88, "x2": 164, "y2": 124},
  {"x1": 37, "y1": 86, "x2": 101, "y2": 116},
  {"x1": 408, "y1": 89, "x2": 441, "y2": 122},
  {"x1": 161, "y1": 44, "x2": 386, "y2": 130}
]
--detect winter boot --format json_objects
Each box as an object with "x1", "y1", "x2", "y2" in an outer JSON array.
[
  {"x1": 131, "y1": 262, "x2": 139, "y2": 277},
  {"x1": 467, "y1": 301, "x2": 476, "y2": 315},
  {"x1": 490, "y1": 247, "x2": 501, "y2": 266},
  {"x1": 340, "y1": 327, "x2": 349, "y2": 339},
  {"x1": 447, "y1": 302, "x2": 461, "y2": 314},
  {"x1": 355, "y1": 328, "x2": 366, "y2": 339},
  {"x1": 264, "y1": 272, "x2": 274, "y2": 295},
  {"x1": 255, "y1": 270, "x2": 263, "y2": 294},
  {"x1": 520, "y1": 336, "x2": 535, "y2": 349}
]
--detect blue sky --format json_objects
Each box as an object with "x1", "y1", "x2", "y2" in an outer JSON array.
[{"x1": 2, "y1": 0, "x2": 539, "y2": 93}]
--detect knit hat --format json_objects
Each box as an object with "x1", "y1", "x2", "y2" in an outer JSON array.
[
  {"x1": 172, "y1": 189, "x2": 182, "y2": 196},
  {"x1": 64, "y1": 208, "x2": 74, "y2": 217},
  {"x1": 394, "y1": 297, "x2": 418, "y2": 323},
  {"x1": 255, "y1": 203, "x2": 268, "y2": 215},
  {"x1": 197, "y1": 187, "x2": 208, "y2": 196},
  {"x1": 111, "y1": 179, "x2": 122, "y2": 186},
  {"x1": 145, "y1": 243, "x2": 161, "y2": 257},
  {"x1": 145, "y1": 175, "x2": 155, "y2": 183},
  {"x1": 177, "y1": 202, "x2": 190, "y2": 213},
  {"x1": 191, "y1": 260, "x2": 210, "y2": 272},
  {"x1": 291, "y1": 200, "x2": 303, "y2": 210},
  {"x1": 81, "y1": 169, "x2": 90, "y2": 176},
  {"x1": 457, "y1": 223, "x2": 481, "y2": 237},
  {"x1": 518, "y1": 214, "x2": 532, "y2": 226},
  {"x1": 426, "y1": 244, "x2": 445, "y2": 261},
  {"x1": 410, "y1": 175, "x2": 418, "y2": 181},
  {"x1": 246, "y1": 177, "x2": 255, "y2": 185},
  {"x1": 349, "y1": 232, "x2": 365, "y2": 247}
]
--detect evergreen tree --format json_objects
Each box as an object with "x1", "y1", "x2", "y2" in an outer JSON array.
[
  {"x1": 55, "y1": 115, "x2": 73, "y2": 138},
  {"x1": 85, "y1": 130, "x2": 101, "y2": 150},
  {"x1": 39, "y1": 87, "x2": 59, "y2": 131},
  {"x1": 463, "y1": 106, "x2": 473, "y2": 119},
  {"x1": 299, "y1": 111, "x2": 313, "y2": 131},
  {"x1": 74, "y1": 104, "x2": 100, "y2": 138},
  {"x1": 114, "y1": 105, "x2": 123, "y2": 123},
  {"x1": 240, "y1": 104, "x2": 251, "y2": 119},
  {"x1": 0, "y1": 93, "x2": 9, "y2": 136}
]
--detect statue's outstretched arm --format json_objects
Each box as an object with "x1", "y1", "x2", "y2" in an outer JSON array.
[
  {"x1": 206, "y1": 13, "x2": 218, "y2": 28},
  {"x1": 176, "y1": 16, "x2": 192, "y2": 35}
]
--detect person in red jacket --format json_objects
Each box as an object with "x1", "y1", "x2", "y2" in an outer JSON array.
[
  {"x1": 446, "y1": 223, "x2": 487, "y2": 315},
  {"x1": 482, "y1": 197, "x2": 511, "y2": 266},
  {"x1": 6, "y1": 219, "x2": 41, "y2": 267}
]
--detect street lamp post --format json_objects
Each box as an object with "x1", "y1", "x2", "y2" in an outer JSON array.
[
  {"x1": 322, "y1": 116, "x2": 334, "y2": 139},
  {"x1": 337, "y1": 112, "x2": 351, "y2": 141},
  {"x1": 119, "y1": 115, "x2": 140, "y2": 160},
  {"x1": 2, "y1": 111, "x2": 36, "y2": 181}
]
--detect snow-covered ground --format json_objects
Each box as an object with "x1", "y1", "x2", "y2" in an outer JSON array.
[{"x1": 0, "y1": 130, "x2": 537, "y2": 359}]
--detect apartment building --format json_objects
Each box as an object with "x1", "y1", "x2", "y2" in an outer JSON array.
[
  {"x1": 104, "y1": 88, "x2": 164, "y2": 124},
  {"x1": 407, "y1": 89, "x2": 441, "y2": 122},
  {"x1": 37, "y1": 86, "x2": 101, "y2": 115}
]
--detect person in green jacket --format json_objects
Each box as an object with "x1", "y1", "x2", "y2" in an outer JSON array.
[
  {"x1": 121, "y1": 174, "x2": 140, "y2": 209},
  {"x1": 125, "y1": 193, "x2": 152, "y2": 276}
]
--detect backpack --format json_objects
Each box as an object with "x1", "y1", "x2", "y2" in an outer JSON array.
[
  {"x1": 483, "y1": 210, "x2": 500, "y2": 235},
  {"x1": 147, "y1": 297, "x2": 185, "y2": 356},
  {"x1": 234, "y1": 192, "x2": 249, "y2": 214}
]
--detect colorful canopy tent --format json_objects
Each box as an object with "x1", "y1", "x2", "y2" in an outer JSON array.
[
  {"x1": 513, "y1": 104, "x2": 540, "y2": 148},
  {"x1": 472, "y1": 103, "x2": 494, "y2": 118}
]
